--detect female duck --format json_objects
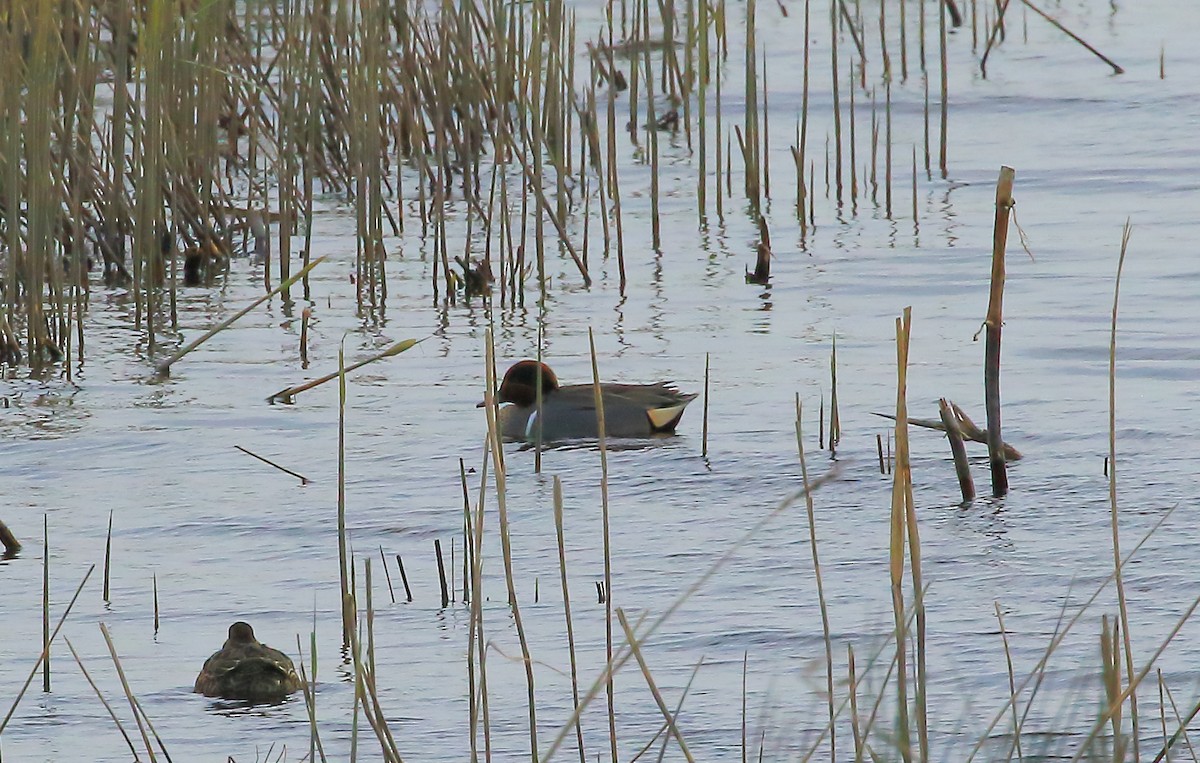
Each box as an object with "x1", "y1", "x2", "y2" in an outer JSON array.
[
  {"x1": 483, "y1": 360, "x2": 697, "y2": 442},
  {"x1": 194, "y1": 622, "x2": 302, "y2": 702}
]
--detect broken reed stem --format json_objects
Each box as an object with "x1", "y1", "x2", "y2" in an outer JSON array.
[
  {"x1": 103, "y1": 509, "x2": 113, "y2": 602},
  {"x1": 64, "y1": 636, "x2": 139, "y2": 759},
  {"x1": 616, "y1": 609, "x2": 696, "y2": 762},
  {"x1": 984, "y1": 166, "x2": 1015, "y2": 497},
  {"x1": 553, "y1": 476, "x2": 588, "y2": 763},
  {"x1": 380, "y1": 546, "x2": 396, "y2": 604},
  {"x1": 269, "y1": 338, "x2": 421, "y2": 404},
  {"x1": 234, "y1": 445, "x2": 310, "y2": 484},
  {"x1": 794, "y1": 395, "x2": 835, "y2": 762},
  {"x1": 1020, "y1": 0, "x2": 1123, "y2": 74},
  {"x1": 938, "y1": 397, "x2": 975, "y2": 502},
  {"x1": 0, "y1": 519, "x2": 19, "y2": 555},
  {"x1": 435, "y1": 538, "x2": 450, "y2": 608},
  {"x1": 155, "y1": 256, "x2": 326, "y2": 377},
  {"x1": 395, "y1": 554, "x2": 413, "y2": 603},
  {"x1": 483, "y1": 329, "x2": 538, "y2": 762},
  {"x1": 99, "y1": 622, "x2": 159, "y2": 763},
  {"x1": 153, "y1": 573, "x2": 159, "y2": 634},
  {"x1": 1108, "y1": 220, "x2": 1140, "y2": 760}
]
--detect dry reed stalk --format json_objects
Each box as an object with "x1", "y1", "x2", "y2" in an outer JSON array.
[
  {"x1": 993, "y1": 603, "x2": 1023, "y2": 760},
  {"x1": 869, "y1": 90, "x2": 879, "y2": 202},
  {"x1": 624, "y1": 655, "x2": 705, "y2": 763},
  {"x1": 300, "y1": 307, "x2": 311, "y2": 366},
  {"x1": 1076, "y1": 594, "x2": 1200, "y2": 762},
  {"x1": 938, "y1": 398, "x2": 975, "y2": 502},
  {"x1": 742, "y1": 0, "x2": 760, "y2": 207},
  {"x1": 1020, "y1": 0, "x2": 1123, "y2": 74},
  {"x1": 830, "y1": 0, "x2": 844, "y2": 205},
  {"x1": 979, "y1": 0, "x2": 1013, "y2": 76},
  {"x1": 347, "y1": 606, "x2": 405, "y2": 762},
  {"x1": 366, "y1": 559, "x2": 377, "y2": 678},
  {"x1": 156, "y1": 256, "x2": 327, "y2": 377},
  {"x1": 878, "y1": 0, "x2": 891, "y2": 78},
  {"x1": 296, "y1": 633, "x2": 328, "y2": 763},
  {"x1": 459, "y1": 459, "x2": 472, "y2": 605},
  {"x1": 585, "y1": 328, "x2": 619, "y2": 763},
  {"x1": 885, "y1": 81, "x2": 893, "y2": 217},
  {"x1": 715, "y1": 51, "x2": 724, "y2": 221},
  {"x1": 984, "y1": 166, "x2": 1015, "y2": 496},
  {"x1": 923, "y1": 72, "x2": 931, "y2": 177},
  {"x1": 829, "y1": 338, "x2": 841, "y2": 449},
  {"x1": 702, "y1": 353, "x2": 710, "y2": 458},
  {"x1": 1155, "y1": 679, "x2": 1200, "y2": 760},
  {"x1": 234, "y1": 445, "x2": 310, "y2": 484},
  {"x1": 911, "y1": 146, "x2": 919, "y2": 224},
  {"x1": 888, "y1": 307, "x2": 914, "y2": 763},
  {"x1": 642, "y1": 0, "x2": 662, "y2": 248},
  {"x1": 848, "y1": 64, "x2": 858, "y2": 206},
  {"x1": 848, "y1": 645, "x2": 863, "y2": 761},
  {"x1": 876, "y1": 403, "x2": 1023, "y2": 459},
  {"x1": 697, "y1": 0, "x2": 708, "y2": 216},
  {"x1": 540, "y1": 466, "x2": 842, "y2": 760},
  {"x1": 616, "y1": 609, "x2": 696, "y2": 762},
  {"x1": 338, "y1": 342, "x2": 351, "y2": 649},
  {"x1": 395, "y1": 554, "x2": 413, "y2": 603},
  {"x1": 435, "y1": 539, "x2": 450, "y2": 608},
  {"x1": 42, "y1": 515, "x2": 49, "y2": 691},
  {"x1": 553, "y1": 477, "x2": 587, "y2": 763},
  {"x1": 468, "y1": 441, "x2": 492, "y2": 763},
  {"x1": 483, "y1": 330, "x2": 539, "y2": 762},
  {"x1": 64, "y1": 636, "x2": 139, "y2": 758},
  {"x1": 876, "y1": 434, "x2": 886, "y2": 473},
  {"x1": 152, "y1": 572, "x2": 159, "y2": 634},
  {"x1": 99, "y1": 623, "x2": 158, "y2": 763},
  {"x1": 938, "y1": 0, "x2": 949, "y2": 177},
  {"x1": 794, "y1": 395, "x2": 835, "y2": 762},
  {"x1": 1107, "y1": 221, "x2": 1139, "y2": 759},
  {"x1": 964, "y1": 506, "x2": 1179, "y2": 762},
  {"x1": 380, "y1": 546, "x2": 396, "y2": 604},
  {"x1": 269, "y1": 338, "x2": 420, "y2": 404}
]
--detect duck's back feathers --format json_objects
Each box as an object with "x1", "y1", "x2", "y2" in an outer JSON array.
[{"x1": 194, "y1": 622, "x2": 302, "y2": 702}]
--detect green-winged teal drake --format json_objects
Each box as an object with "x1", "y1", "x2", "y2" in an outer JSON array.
[
  {"x1": 483, "y1": 360, "x2": 697, "y2": 442},
  {"x1": 194, "y1": 622, "x2": 302, "y2": 702}
]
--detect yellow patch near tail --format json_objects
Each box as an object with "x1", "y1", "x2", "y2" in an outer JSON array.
[{"x1": 647, "y1": 403, "x2": 687, "y2": 431}]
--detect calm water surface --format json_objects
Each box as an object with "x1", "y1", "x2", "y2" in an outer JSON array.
[{"x1": 4, "y1": 1, "x2": 1200, "y2": 760}]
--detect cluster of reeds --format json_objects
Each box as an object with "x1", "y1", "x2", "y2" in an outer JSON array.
[{"x1": 0, "y1": 0, "x2": 1128, "y2": 375}]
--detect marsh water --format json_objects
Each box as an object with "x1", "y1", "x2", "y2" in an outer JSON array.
[{"x1": 4, "y1": 1, "x2": 1200, "y2": 760}]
